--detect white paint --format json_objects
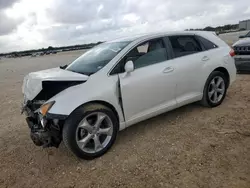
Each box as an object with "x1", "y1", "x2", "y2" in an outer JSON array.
[
  {"x1": 22, "y1": 31, "x2": 237, "y2": 131},
  {"x1": 22, "y1": 67, "x2": 88, "y2": 101}
]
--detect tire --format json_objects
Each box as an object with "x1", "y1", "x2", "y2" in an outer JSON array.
[
  {"x1": 201, "y1": 71, "x2": 228, "y2": 107},
  {"x1": 63, "y1": 103, "x2": 119, "y2": 160}
]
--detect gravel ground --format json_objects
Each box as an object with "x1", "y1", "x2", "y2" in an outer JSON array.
[{"x1": 0, "y1": 51, "x2": 250, "y2": 188}]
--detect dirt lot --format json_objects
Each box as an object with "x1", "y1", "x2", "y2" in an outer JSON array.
[{"x1": 0, "y1": 51, "x2": 250, "y2": 188}]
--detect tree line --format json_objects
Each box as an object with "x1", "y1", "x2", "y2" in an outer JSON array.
[
  {"x1": 1, "y1": 22, "x2": 245, "y2": 58},
  {"x1": 185, "y1": 23, "x2": 242, "y2": 34},
  {"x1": 0, "y1": 41, "x2": 103, "y2": 58}
]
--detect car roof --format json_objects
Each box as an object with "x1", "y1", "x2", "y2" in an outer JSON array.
[{"x1": 108, "y1": 31, "x2": 216, "y2": 43}]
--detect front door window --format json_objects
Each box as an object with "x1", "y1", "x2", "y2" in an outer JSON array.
[{"x1": 125, "y1": 38, "x2": 168, "y2": 69}]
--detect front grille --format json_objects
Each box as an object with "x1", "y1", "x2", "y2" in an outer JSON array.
[{"x1": 234, "y1": 46, "x2": 250, "y2": 55}]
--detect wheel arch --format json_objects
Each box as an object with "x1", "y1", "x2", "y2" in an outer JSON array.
[
  {"x1": 62, "y1": 99, "x2": 120, "y2": 159},
  {"x1": 213, "y1": 67, "x2": 230, "y2": 88},
  {"x1": 70, "y1": 100, "x2": 120, "y2": 129}
]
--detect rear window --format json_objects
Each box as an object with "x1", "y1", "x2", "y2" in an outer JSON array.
[{"x1": 196, "y1": 36, "x2": 218, "y2": 50}]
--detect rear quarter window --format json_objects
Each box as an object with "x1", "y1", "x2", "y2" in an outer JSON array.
[{"x1": 196, "y1": 36, "x2": 218, "y2": 50}]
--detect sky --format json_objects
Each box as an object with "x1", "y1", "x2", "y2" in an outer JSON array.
[{"x1": 0, "y1": 0, "x2": 250, "y2": 53}]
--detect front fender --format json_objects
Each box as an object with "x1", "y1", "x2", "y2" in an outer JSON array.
[{"x1": 47, "y1": 75, "x2": 125, "y2": 128}]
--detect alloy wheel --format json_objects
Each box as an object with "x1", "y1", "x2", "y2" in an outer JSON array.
[
  {"x1": 208, "y1": 76, "x2": 225, "y2": 103},
  {"x1": 76, "y1": 112, "x2": 113, "y2": 154}
]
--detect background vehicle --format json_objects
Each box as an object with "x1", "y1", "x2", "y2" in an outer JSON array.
[
  {"x1": 239, "y1": 31, "x2": 250, "y2": 39},
  {"x1": 22, "y1": 31, "x2": 236, "y2": 159},
  {"x1": 233, "y1": 31, "x2": 250, "y2": 72}
]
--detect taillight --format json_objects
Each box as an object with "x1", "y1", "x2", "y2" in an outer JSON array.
[{"x1": 229, "y1": 49, "x2": 235, "y2": 57}]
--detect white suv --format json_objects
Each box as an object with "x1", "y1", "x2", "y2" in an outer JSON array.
[{"x1": 22, "y1": 31, "x2": 236, "y2": 159}]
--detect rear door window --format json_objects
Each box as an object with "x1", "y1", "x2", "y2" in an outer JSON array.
[
  {"x1": 169, "y1": 35, "x2": 202, "y2": 58},
  {"x1": 196, "y1": 36, "x2": 218, "y2": 50}
]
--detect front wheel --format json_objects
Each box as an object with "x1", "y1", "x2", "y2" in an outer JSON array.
[
  {"x1": 201, "y1": 71, "x2": 228, "y2": 107},
  {"x1": 63, "y1": 104, "x2": 118, "y2": 159}
]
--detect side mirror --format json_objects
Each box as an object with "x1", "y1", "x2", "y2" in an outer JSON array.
[
  {"x1": 124, "y1": 60, "x2": 134, "y2": 73},
  {"x1": 239, "y1": 35, "x2": 245, "y2": 39}
]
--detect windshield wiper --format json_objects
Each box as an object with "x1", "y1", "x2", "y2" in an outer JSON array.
[
  {"x1": 68, "y1": 69, "x2": 94, "y2": 76},
  {"x1": 80, "y1": 71, "x2": 95, "y2": 76},
  {"x1": 60, "y1": 65, "x2": 68, "y2": 69}
]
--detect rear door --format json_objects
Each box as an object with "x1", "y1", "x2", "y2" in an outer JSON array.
[
  {"x1": 194, "y1": 34, "x2": 222, "y2": 80},
  {"x1": 167, "y1": 35, "x2": 208, "y2": 105}
]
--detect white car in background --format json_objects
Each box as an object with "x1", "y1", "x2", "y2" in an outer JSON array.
[{"x1": 22, "y1": 31, "x2": 236, "y2": 159}]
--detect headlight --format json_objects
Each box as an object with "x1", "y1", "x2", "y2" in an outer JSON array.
[{"x1": 40, "y1": 101, "x2": 55, "y2": 116}]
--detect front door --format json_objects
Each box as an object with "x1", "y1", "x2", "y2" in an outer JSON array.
[{"x1": 118, "y1": 38, "x2": 177, "y2": 126}]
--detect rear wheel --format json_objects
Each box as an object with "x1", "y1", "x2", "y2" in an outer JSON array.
[
  {"x1": 63, "y1": 104, "x2": 118, "y2": 159},
  {"x1": 201, "y1": 71, "x2": 228, "y2": 107}
]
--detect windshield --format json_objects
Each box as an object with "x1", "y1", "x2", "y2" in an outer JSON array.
[
  {"x1": 66, "y1": 41, "x2": 131, "y2": 75},
  {"x1": 246, "y1": 31, "x2": 250, "y2": 37}
]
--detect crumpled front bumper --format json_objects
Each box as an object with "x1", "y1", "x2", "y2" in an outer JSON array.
[
  {"x1": 26, "y1": 116, "x2": 45, "y2": 146},
  {"x1": 22, "y1": 101, "x2": 67, "y2": 148}
]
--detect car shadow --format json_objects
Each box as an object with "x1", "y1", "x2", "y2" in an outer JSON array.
[
  {"x1": 56, "y1": 102, "x2": 204, "y2": 162},
  {"x1": 115, "y1": 102, "x2": 203, "y2": 145}
]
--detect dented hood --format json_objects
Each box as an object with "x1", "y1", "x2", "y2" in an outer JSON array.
[{"x1": 22, "y1": 67, "x2": 88, "y2": 101}]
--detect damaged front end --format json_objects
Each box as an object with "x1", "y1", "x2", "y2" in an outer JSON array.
[
  {"x1": 21, "y1": 67, "x2": 88, "y2": 148},
  {"x1": 22, "y1": 100, "x2": 65, "y2": 148}
]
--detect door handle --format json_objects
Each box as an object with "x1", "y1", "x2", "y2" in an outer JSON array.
[
  {"x1": 202, "y1": 56, "x2": 210, "y2": 61},
  {"x1": 163, "y1": 67, "x2": 174, "y2": 73}
]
